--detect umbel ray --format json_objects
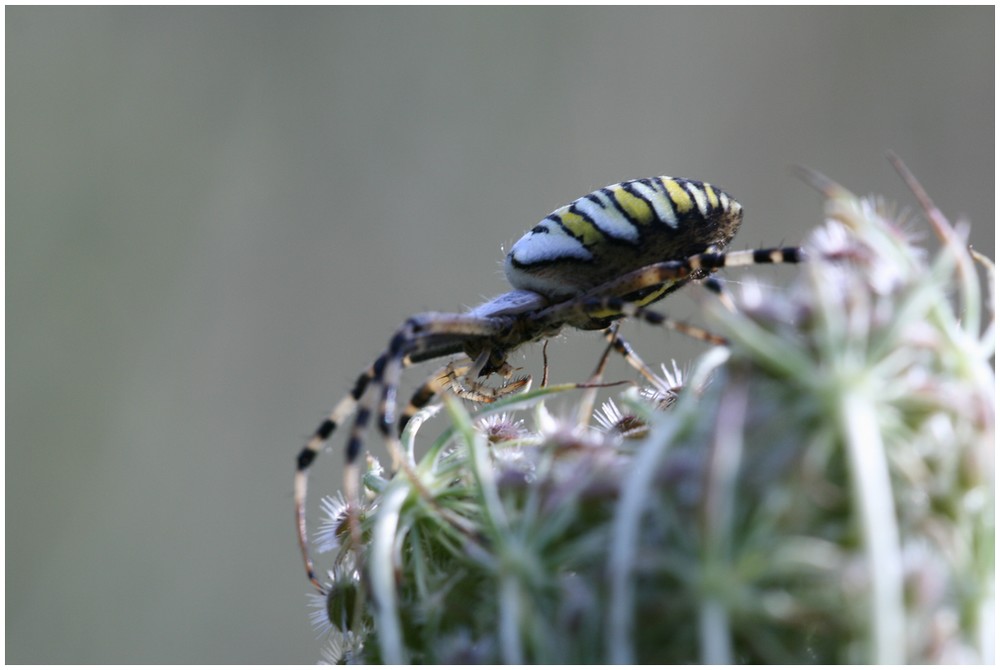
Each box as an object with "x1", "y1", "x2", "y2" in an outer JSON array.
[{"x1": 295, "y1": 176, "x2": 804, "y2": 592}]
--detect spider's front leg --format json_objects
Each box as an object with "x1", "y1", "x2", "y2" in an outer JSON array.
[
  {"x1": 342, "y1": 313, "x2": 520, "y2": 522},
  {"x1": 293, "y1": 316, "x2": 459, "y2": 593},
  {"x1": 376, "y1": 312, "x2": 522, "y2": 433},
  {"x1": 573, "y1": 245, "x2": 805, "y2": 344}
]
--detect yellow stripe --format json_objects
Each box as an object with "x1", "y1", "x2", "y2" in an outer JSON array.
[
  {"x1": 664, "y1": 179, "x2": 694, "y2": 214},
  {"x1": 631, "y1": 282, "x2": 675, "y2": 308},
  {"x1": 585, "y1": 281, "x2": 677, "y2": 319},
  {"x1": 558, "y1": 211, "x2": 606, "y2": 248},
  {"x1": 611, "y1": 187, "x2": 654, "y2": 224},
  {"x1": 703, "y1": 184, "x2": 719, "y2": 209}
]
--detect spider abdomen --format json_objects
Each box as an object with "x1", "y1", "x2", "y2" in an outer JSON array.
[{"x1": 504, "y1": 177, "x2": 743, "y2": 301}]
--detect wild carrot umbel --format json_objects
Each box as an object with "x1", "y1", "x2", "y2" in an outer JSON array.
[{"x1": 308, "y1": 160, "x2": 993, "y2": 664}]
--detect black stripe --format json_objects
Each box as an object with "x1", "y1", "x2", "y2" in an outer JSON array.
[
  {"x1": 753, "y1": 248, "x2": 776, "y2": 264},
  {"x1": 645, "y1": 178, "x2": 676, "y2": 213},
  {"x1": 389, "y1": 330, "x2": 408, "y2": 356},
  {"x1": 346, "y1": 435, "x2": 364, "y2": 463},
  {"x1": 568, "y1": 202, "x2": 601, "y2": 230},
  {"x1": 578, "y1": 199, "x2": 642, "y2": 245},
  {"x1": 507, "y1": 251, "x2": 597, "y2": 271},
  {"x1": 569, "y1": 201, "x2": 634, "y2": 246},
  {"x1": 398, "y1": 414, "x2": 413, "y2": 435},
  {"x1": 371, "y1": 354, "x2": 387, "y2": 381},
  {"x1": 698, "y1": 252, "x2": 726, "y2": 269},
  {"x1": 640, "y1": 310, "x2": 665, "y2": 325},
  {"x1": 784, "y1": 247, "x2": 805, "y2": 263},
  {"x1": 702, "y1": 276, "x2": 725, "y2": 295},
  {"x1": 376, "y1": 417, "x2": 392, "y2": 437},
  {"x1": 316, "y1": 418, "x2": 336, "y2": 440},
  {"x1": 636, "y1": 177, "x2": 663, "y2": 191},
  {"x1": 296, "y1": 447, "x2": 317, "y2": 471},
  {"x1": 409, "y1": 384, "x2": 437, "y2": 407},
  {"x1": 610, "y1": 336, "x2": 630, "y2": 356},
  {"x1": 350, "y1": 372, "x2": 370, "y2": 400},
  {"x1": 355, "y1": 406, "x2": 371, "y2": 426},
  {"x1": 540, "y1": 214, "x2": 578, "y2": 244}
]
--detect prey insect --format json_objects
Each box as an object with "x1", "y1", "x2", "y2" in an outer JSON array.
[{"x1": 295, "y1": 176, "x2": 804, "y2": 592}]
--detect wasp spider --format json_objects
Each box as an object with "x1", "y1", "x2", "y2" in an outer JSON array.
[{"x1": 296, "y1": 176, "x2": 804, "y2": 592}]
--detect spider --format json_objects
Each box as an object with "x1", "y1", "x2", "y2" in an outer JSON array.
[{"x1": 295, "y1": 176, "x2": 804, "y2": 592}]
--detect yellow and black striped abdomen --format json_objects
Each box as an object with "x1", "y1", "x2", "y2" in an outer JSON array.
[{"x1": 504, "y1": 177, "x2": 744, "y2": 301}]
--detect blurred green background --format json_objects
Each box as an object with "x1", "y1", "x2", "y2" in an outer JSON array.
[{"x1": 6, "y1": 7, "x2": 993, "y2": 663}]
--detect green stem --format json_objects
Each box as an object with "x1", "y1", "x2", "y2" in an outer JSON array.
[{"x1": 839, "y1": 389, "x2": 904, "y2": 663}]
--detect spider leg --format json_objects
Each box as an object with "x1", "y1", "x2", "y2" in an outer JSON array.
[
  {"x1": 306, "y1": 314, "x2": 514, "y2": 585},
  {"x1": 700, "y1": 275, "x2": 739, "y2": 313},
  {"x1": 295, "y1": 353, "x2": 389, "y2": 593},
  {"x1": 397, "y1": 357, "x2": 531, "y2": 438},
  {"x1": 352, "y1": 319, "x2": 495, "y2": 543},
  {"x1": 540, "y1": 339, "x2": 550, "y2": 388},
  {"x1": 397, "y1": 359, "x2": 474, "y2": 435},
  {"x1": 701, "y1": 274, "x2": 725, "y2": 295},
  {"x1": 576, "y1": 323, "x2": 675, "y2": 423},
  {"x1": 396, "y1": 360, "x2": 471, "y2": 435},
  {"x1": 588, "y1": 324, "x2": 622, "y2": 384},
  {"x1": 607, "y1": 245, "x2": 803, "y2": 339},
  {"x1": 542, "y1": 246, "x2": 804, "y2": 346},
  {"x1": 593, "y1": 298, "x2": 728, "y2": 346},
  {"x1": 601, "y1": 325, "x2": 662, "y2": 386},
  {"x1": 574, "y1": 323, "x2": 624, "y2": 424},
  {"x1": 371, "y1": 312, "x2": 515, "y2": 437},
  {"x1": 583, "y1": 246, "x2": 803, "y2": 311},
  {"x1": 294, "y1": 339, "x2": 466, "y2": 593}
]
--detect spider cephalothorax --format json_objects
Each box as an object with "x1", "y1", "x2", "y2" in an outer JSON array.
[{"x1": 295, "y1": 176, "x2": 803, "y2": 592}]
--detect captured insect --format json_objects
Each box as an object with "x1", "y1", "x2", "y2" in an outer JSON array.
[{"x1": 295, "y1": 176, "x2": 804, "y2": 592}]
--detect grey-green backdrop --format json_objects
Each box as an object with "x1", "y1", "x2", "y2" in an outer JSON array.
[{"x1": 6, "y1": 6, "x2": 993, "y2": 663}]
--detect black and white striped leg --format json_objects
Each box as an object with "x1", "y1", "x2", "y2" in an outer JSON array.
[
  {"x1": 341, "y1": 315, "x2": 514, "y2": 564},
  {"x1": 583, "y1": 246, "x2": 806, "y2": 309},
  {"x1": 585, "y1": 296, "x2": 729, "y2": 346},
  {"x1": 295, "y1": 353, "x2": 389, "y2": 594},
  {"x1": 296, "y1": 312, "x2": 519, "y2": 593},
  {"x1": 571, "y1": 246, "x2": 805, "y2": 346},
  {"x1": 295, "y1": 323, "x2": 440, "y2": 593}
]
